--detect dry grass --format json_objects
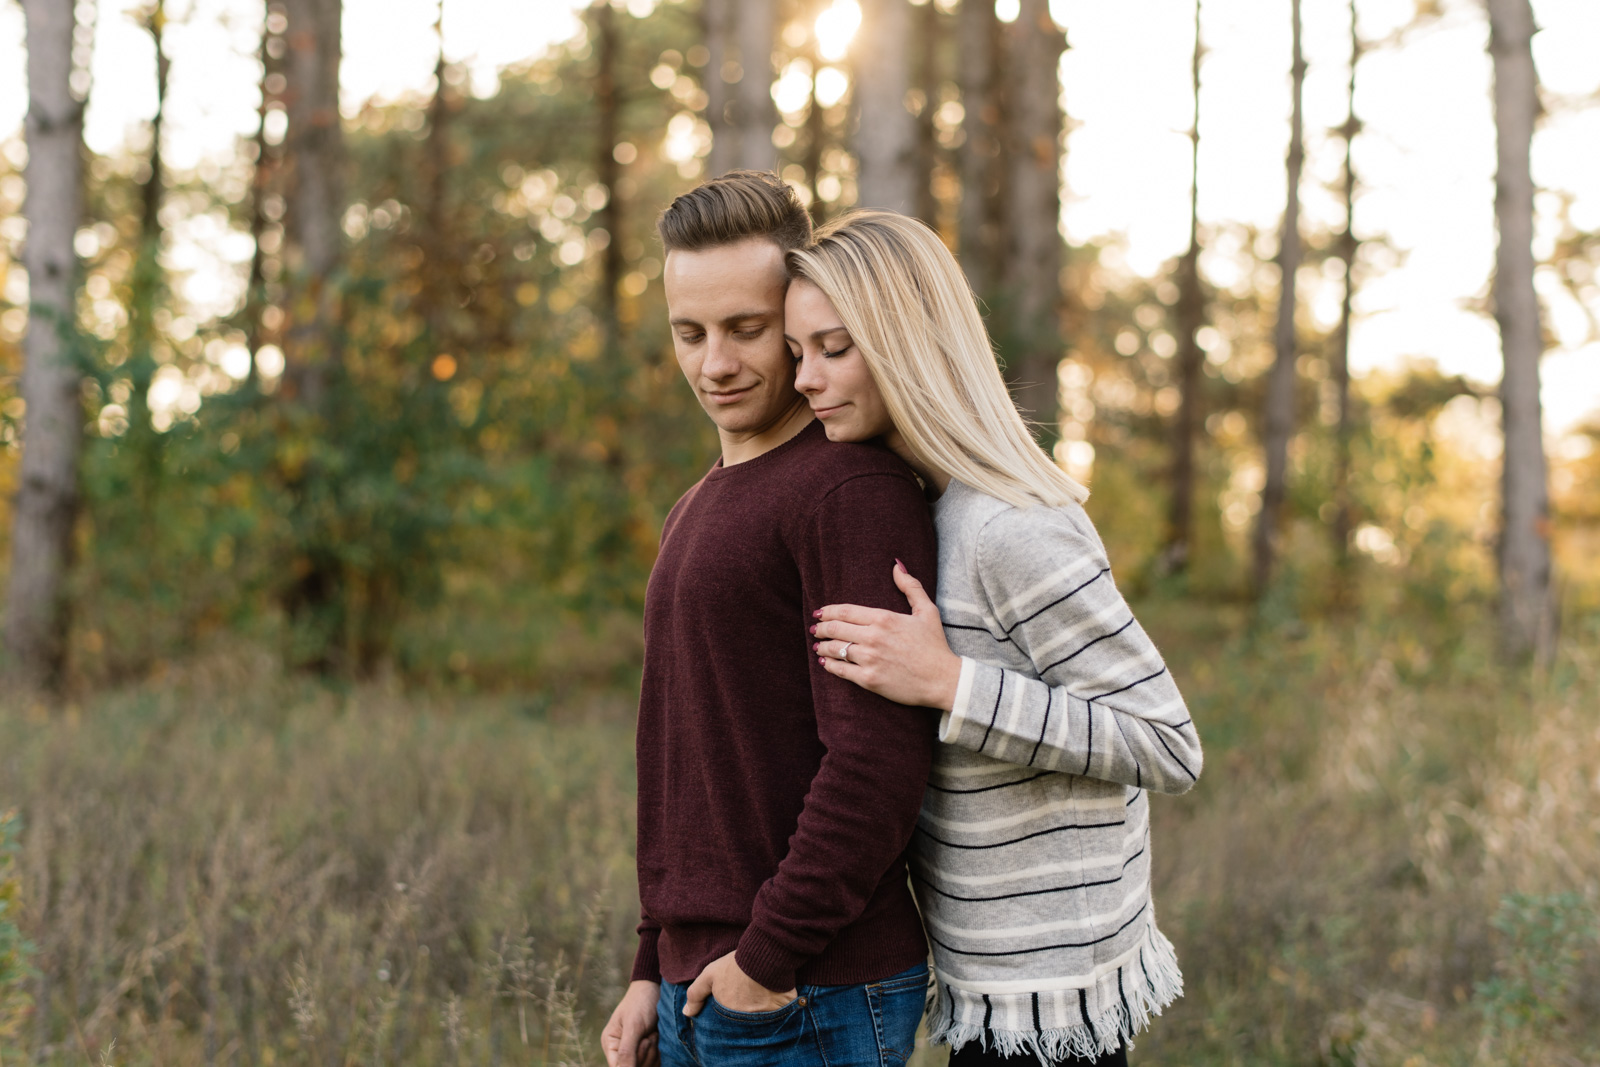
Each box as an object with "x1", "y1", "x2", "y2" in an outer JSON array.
[{"x1": 1, "y1": 604, "x2": 1596, "y2": 1066}]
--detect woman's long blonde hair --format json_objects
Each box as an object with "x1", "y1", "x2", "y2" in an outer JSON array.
[{"x1": 787, "y1": 210, "x2": 1088, "y2": 509}]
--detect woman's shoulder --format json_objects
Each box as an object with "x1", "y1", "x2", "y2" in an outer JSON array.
[{"x1": 943, "y1": 480, "x2": 1100, "y2": 549}]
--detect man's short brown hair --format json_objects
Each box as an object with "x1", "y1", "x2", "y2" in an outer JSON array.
[{"x1": 657, "y1": 170, "x2": 813, "y2": 253}]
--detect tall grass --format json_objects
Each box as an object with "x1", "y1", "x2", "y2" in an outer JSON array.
[{"x1": 1, "y1": 603, "x2": 1596, "y2": 1065}]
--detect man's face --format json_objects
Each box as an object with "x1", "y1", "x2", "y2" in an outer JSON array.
[{"x1": 663, "y1": 238, "x2": 799, "y2": 440}]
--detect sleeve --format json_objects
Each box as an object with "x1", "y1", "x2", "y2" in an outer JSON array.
[
  {"x1": 630, "y1": 910, "x2": 662, "y2": 984},
  {"x1": 733, "y1": 472, "x2": 938, "y2": 992},
  {"x1": 937, "y1": 507, "x2": 1203, "y2": 795}
]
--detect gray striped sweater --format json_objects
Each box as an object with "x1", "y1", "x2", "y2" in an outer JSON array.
[{"x1": 916, "y1": 479, "x2": 1202, "y2": 1061}]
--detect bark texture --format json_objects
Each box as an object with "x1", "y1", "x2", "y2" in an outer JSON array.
[
  {"x1": 1486, "y1": 0, "x2": 1555, "y2": 659},
  {"x1": 1253, "y1": 0, "x2": 1305, "y2": 596},
  {"x1": 281, "y1": 0, "x2": 344, "y2": 413},
  {"x1": 1164, "y1": 0, "x2": 1206, "y2": 575},
  {"x1": 5, "y1": 0, "x2": 86, "y2": 692},
  {"x1": 702, "y1": 0, "x2": 735, "y2": 177},
  {"x1": 732, "y1": 0, "x2": 777, "y2": 172},
  {"x1": 1332, "y1": 0, "x2": 1361, "y2": 588},
  {"x1": 958, "y1": 0, "x2": 1004, "y2": 295},
  {"x1": 854, "y1": 0, "x2": 917, "y2": 212},
  {"x1": 1001, "y1": 0, "x2": 1066, "y2": 440}
]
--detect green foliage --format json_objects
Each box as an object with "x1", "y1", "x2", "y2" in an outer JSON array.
[
  {"x1": 1475, "y1": 892, "x2": 1597, "y2": 1039},
  {"x1": 0, "y1": 809, "x2": 36, "y2": 1047}
]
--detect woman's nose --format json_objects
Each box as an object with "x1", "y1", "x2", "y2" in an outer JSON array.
[{"x1": 793, "y1": 352, "x2": 821, "y2": 394}]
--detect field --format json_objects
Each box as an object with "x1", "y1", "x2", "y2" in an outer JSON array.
[{"x1": 1, "y1": 596, "x2": 1597, "y2": 1067}]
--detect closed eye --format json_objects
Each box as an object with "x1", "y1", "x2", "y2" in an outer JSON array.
[{"x1": 823, "y1": 343, "x2": 851, "y2": 358}]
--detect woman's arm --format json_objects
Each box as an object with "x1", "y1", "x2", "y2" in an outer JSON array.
[{"x1": 814, "y1": 510, "x2": 1201, "y2": 795}]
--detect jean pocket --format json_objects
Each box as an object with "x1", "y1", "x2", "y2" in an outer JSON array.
[
  {"x1": 707, "y1": 995, "x2": 802, "y2": 1024},
  {"x1": 867, "y1": 966, "x2": 928, "y2": 1065}
]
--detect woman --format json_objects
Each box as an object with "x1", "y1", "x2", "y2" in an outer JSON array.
[{"x1": 784, "y1": 211, "x2": 1202, "y2": 1067}]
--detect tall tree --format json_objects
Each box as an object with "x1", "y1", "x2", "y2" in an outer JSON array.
[
  {"x1": 594, "y1": 0, "x2": 624, "y2": 332},
  {"x1": 245, "y1": 1, "x2": 285, "y2": 384},
  {"x1": 702, "y1": 0, "x2": 736, "y2": 177},
  {"x1": 854, "y1": 0, "x2": 916, "y2": 211},
  {"x1": 1001, "y1": 0, "x2": 1066, "y2": 440},
  {"x1": 732, "y1": 0, "x2": 778, "y2": 171},
  {"x1": 1252, "y1": 0, "x2": 1306, "y2": 595},
  {"x1": 912, "y1": 0, "x2": 941, "y2": 225},
  {"x1": 280, "y1": 0, "x2": 344, "y2": 413},
  {"x1": 1163, "y1": 0, "x2": 1206, "y2": 575},
  {"x1": 5, "y1": 0, "x2": 88, "y2": 692},
  {"x1": 1331, "y1": 0, "x2": 1361, "y2": 586},
  {"x1": 1486, "y1": 0, "x2": 1554, "y2": 659},
  {"x1": 125, "y1": 0, "x2": 169, "y2": 474},
  {"x1": 958, "y1": 0, "x2": 1004, "y2": 296}
]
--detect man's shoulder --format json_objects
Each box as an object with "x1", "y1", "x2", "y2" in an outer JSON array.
[{"x1": 778, "y1": 430, "x2": 922, "y2": 494}]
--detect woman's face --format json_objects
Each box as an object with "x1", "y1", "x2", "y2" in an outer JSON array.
[{"x1": 785, "y1": 280, "x2": 894, "y2": 444}]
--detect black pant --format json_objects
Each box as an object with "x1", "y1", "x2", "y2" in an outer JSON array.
[{"x1": 948, "y1": 1037, "x2": 1128, "y2": 1067}]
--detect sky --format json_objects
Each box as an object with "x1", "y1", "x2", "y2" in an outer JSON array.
[{"x1": 0, "y1": 0, "x2": 1595, "y2": 436}]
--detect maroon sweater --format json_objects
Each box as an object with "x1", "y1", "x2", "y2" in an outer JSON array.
[{"x1": 631, "y1": 419, "x2": 937, "y2": 993}]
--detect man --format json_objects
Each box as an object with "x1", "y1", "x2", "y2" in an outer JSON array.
[{"x1": 600, "y1": 172, "x2": 938, "y2": 1067}]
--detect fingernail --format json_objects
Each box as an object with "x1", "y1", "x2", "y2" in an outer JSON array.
[
  {"x1": 812, "y1": 609, "x2": 822, "y2": 618},
  {"x1": 809, "y1": 625, "x2": 817, "y2": 635},
  {"x1": 895, "y1": 558, "x2": 906, "y2": 571},
  {"x1": 812, "y1": 643, "x2": 819, "y2": 653}
]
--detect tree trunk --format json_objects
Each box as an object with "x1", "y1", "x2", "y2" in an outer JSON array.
[
  {"x1": 126, "y1": 0, "x2": 167, "y2": 474},
  {"x1": 912, "y1": 0, "x2": 941, "y2": 225},
  {"x1": 420, "y1": 0, "x2": 454, "y2": 346},
  {"x1": 958, "y1": 0, "x2": 1004, "y2": 296},
  {"x1": 732, "y1": 0, "x2": 777, "y2": 172},
  {"x1": 854, "y1": 0, "x2": 916, "y2": 212},
  {"x1": 1486, "y1": 0, "x2": 1555, "y2": 659},
  {"x1": 281, "y1": 0, "x2": 343, "y2": 414},
  {"x1": 1163, "y1": 0, "x2": 1205, "y2": 576},
  {"x1": 804, "y1": 23, "x2": 828, "y2": 224},
  {"x1": 1252, "y1": 0, "x2": 1305, "y2": 596},
  {"x1": 245, "y1": 1, "x2": 284, "y2": 387},
  {"x1": 702, "y1": 0, "x2": 736, "y2": 177},
  {"x1": 1332, "y1": 0, "x2": 1360, "y2": 593},
  {"x1": 1001, "y1": 0, "x2": 1066, "y2": 441},
  {"x1": 594, "y1": 0, "x2": 623, "y2": 334},
  {"x1": 4, "y1": 0, "x2": 87, "y2": 693}
]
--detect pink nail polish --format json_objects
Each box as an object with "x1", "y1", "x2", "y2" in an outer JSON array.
[
  {"x1": 809, "y1": 625, "x2": 817, "y2": 635},
  {"x1": 812, "y1": 609, "x2": 822, "y2": 618},
  {"x1": 895, "y1": 558, "x2": 906, "y2": 571}
]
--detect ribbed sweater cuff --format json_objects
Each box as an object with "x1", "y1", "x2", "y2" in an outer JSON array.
[
  {"x1": 938, "y1": 657, "x2": 980, "y2": 743},
  {"x1": 631, "y1": 928, "x2": 662, "y2": 984},
  {"x1": 734, "y1": 925, "x2": 802, "y2": 993}
]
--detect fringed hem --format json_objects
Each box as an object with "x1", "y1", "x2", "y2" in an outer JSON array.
[{"x1": 924, "y1": 923, "x2": 1184, "y2": 1064}]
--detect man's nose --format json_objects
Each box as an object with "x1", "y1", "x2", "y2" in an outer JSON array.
[{"x1": 702, "y1": 332, "x2": 741, "y2": 380}]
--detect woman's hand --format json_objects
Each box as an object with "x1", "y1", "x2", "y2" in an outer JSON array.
[{"x1": 812, "y1": 561, "x2": 963, "y2": 712}]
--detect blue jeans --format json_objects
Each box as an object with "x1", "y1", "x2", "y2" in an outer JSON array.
[{"x1": 656, "y1": 964, "x2": 929, "y2": 1067}]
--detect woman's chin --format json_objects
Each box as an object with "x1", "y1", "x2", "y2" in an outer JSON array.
[{"x1": 818, "y1": 420, "x2": 867, "y2": 443}]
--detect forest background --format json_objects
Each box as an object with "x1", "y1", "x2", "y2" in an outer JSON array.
[{"x1": 0, "y1": 0, "x2": 1598, "y2": 1063}]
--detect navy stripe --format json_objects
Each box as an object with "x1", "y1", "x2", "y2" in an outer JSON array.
[
  {"x1": 1152, "y1": 727, "x2": 1196, "y2": 781},
  {"x1": 1032, "y1": 992, "x2": 1041, "y2": 1033},
  {"x1": 910, "y1": 847, "x2": 1144, "y2": 902},
  {"x1": 945, "y1": 621, "x2": 1011, "y2": 643},
  {"x1": 1083, "y1": 701, "x2": 1094, "y2": 777},
  {"x1": 1078, "y1": 988, "x2": 1089, "y2": 1026},
  {"x1": 928, "y1": 901, "x2": 1150, "y2": 957},
  {"x1": 1039, "y1": 616, "x2": 1136, "y2": 676},
  {"x1": 1117, "y1": 967, "x2": 1130, "y2": 1026},
  {"x1": 1002, "y1": 568, "x2": 1109, "y2": 634},
  {"x1": 914, "y1": 819, "x2": 1126, "y2": 851},
  {"x1": 977, "y1": 670, "x2": 1004, "y2": 753},
  {"x1": 925, "y1": 771, "x2": 1052, "y2": 795},
  {"x1": 1028, "y1": 689, "x2": 1052, "y2": 767},
  {"x1": 982, "y1": 993, "x2": 992, "y2": 1029},
  {"x1": 1089, "y1": 666, "x2": 1168, "y2": 701}
]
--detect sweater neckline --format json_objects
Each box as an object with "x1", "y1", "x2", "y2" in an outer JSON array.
[{"x1": 703, "y1": 417, "x2": 822, "y2": 482}]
